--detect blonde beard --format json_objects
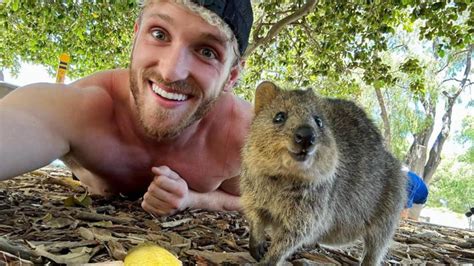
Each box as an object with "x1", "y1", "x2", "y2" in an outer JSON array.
[{"x1": 129, "y1": 66, "x2": 222, "y2": 141}]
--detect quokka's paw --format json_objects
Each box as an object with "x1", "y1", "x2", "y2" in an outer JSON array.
[{"x1": 249, "y1": 240, "x2": 267, "y2": 262}]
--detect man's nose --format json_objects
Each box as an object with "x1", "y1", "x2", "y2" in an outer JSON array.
[{"x1": 159, "y1": 45, "x2": 190, "y2": 82}]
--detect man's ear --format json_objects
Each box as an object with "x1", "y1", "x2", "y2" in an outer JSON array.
[
  {"x1": 223, "y1": 60, "x2": 244, "y2": 92},
  {"x1": 255, "y1": 81, "x2": 279, "y2": 115},
  {"x1": 134, "y1": 21, "x2": 139, "y2": 34}
]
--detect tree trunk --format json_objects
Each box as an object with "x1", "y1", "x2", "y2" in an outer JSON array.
[
  {"x1": 423, "y1": 45, "x2": 472, "y2": 184},
  {"x1": 406, "y1": 45, "x2": 472, "y2": 220},
  {"x1": 405, "y1": 118, "x2": 435, "y2": 175},
  {"x1": 374, "y1": 87, "x2": 391, "y2": 150}
]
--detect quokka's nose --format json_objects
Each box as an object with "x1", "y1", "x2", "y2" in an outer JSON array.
[{"x1": 294, "y1": 125, "x2": 316, "y2": 150}]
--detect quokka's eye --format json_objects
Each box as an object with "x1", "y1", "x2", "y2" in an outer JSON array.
[
  {"x1": 314, "y1": 115, "x2": 323, "y2": 128},
  {"x1": 273, "y1": 112, "x2": 287, "y2": 124}
]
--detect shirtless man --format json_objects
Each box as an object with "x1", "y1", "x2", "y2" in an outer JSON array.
[{"x1": 0, "y1": 0, "x2": 254, "y2": 217}]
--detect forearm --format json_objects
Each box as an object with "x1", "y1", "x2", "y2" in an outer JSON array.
[
  {"x1": 187, "y1": 189, "x2": 242, "y2": 212},
  {"x1": 0, "y1": 108, "x2": 69, "y2": 180}
]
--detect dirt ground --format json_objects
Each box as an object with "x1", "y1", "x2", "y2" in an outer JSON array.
[{"x1": 1, "y1": 166, "x2": 473, "y2": 265}]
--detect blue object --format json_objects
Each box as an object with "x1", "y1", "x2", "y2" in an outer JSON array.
[{"x1": 406, "y1": 171, "x2": 429, "y2": 208}]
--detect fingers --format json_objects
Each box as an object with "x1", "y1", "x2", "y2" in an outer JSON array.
[
  {"x1": 142, "y1": 191, "x2": 180, "y2": 216},
  {"x1": 149, "y1": 176, "x2": 185, "y2": 204},
  {"x1": 142, "y1": 180, "x2": 182, "y2": 215},
  {"x1": 151, "y1": 173, "x2": 186, "y2": 197},
  {"x1": 152, "y1": 166, "x2": 181, "y2": 180},
  {"x1": 142, "y1": 166, "x2": 189, "y2": 217},
  {"x1": 141, "y1": 195, "x2": 175, "y2": 216}
]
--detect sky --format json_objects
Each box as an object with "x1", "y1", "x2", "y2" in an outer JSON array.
[
  {"x1": 3, "y1": 62, "x2": 471, "y2": 158},
  {"x1": 4, "y1": 63, "x2": 72, "y2": 85}
]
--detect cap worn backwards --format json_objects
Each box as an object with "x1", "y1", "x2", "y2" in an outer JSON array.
[{"x1": 191, "y1": 0, "x2": 253, "y2": 55}]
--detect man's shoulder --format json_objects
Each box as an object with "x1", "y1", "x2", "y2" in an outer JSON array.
[
  {"x1": 218, "y1": 93, "x2": 252, "y2": 124},
  {"x1": 72, "y1": 69, "x2": 129, "y2": 94},
  {"x1": 209, "y1": 93, "x2": 252, "y2": 142}
]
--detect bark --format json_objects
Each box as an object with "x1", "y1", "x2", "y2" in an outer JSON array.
[
  {"x1": 243, "y1": 0, "x2": 318, "y2": 58},
  {"x1": 408, "y1": 45, "x2": 472, "y2": 220},
  {"x1": 374, "y1": 87, "x2": 392, "y2": 150},
  {"x1": 404, "y1": 103, "x2": 435, "y2": 175},
  {"x1": 423, "y1": 45, "x2": 472, "y2": 184}
]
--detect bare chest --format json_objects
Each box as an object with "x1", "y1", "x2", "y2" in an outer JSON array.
[{"x1": 64, "y1": 127, "x2": 241, "y2": 196}]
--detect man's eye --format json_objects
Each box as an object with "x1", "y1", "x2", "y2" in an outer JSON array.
[
  {"x1": 151, "y1": 29, "x2": 168, "y2": 41},
  {"x1": 199, "y1": 47, "x2": 217, "y2": 59}
]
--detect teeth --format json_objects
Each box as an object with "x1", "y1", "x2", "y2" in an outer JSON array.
[{"x1": 152, "y1": 83, "x2": 188, "y2": 101}]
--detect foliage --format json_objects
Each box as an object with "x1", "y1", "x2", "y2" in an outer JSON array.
[
  {"x1": 237, "y1": 1, "x2": 472, "y2": 99},
  {"x1": 2, "y1": 1, "x2": 471, "y2": 97},
  {"x1": 455, "y1": 115, "x2": 474, "y2": 163},
  {"x1": 374, "y1": 35, "x2": 440, "y2": 159},
  {"x1": 426, "y1": 159, "x2": 474, "y2": 214},
  {"x1": 240, "y1": 1, "x2": 401, "y2": 98},
  {"x1": 1, "y1": 1, "x2": 138, "y2": 78}
]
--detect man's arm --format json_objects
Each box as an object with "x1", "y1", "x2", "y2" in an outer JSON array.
[
  {"x1": 142, "y1": 166, "x2": 242, "y2": 216},
  {"x1": 0, "y1": 82, "x2": 108, "y2": 180},
  {"x1": 188, "y1": 180, "x2": 242, "y2": 212},
  {"x1": 0, "y1": 84, "x2": 72, "y2": 179}
]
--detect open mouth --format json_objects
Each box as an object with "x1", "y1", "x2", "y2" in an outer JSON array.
[{"x1": 150, "y1": 82, "x2": 189, "y2": 101}]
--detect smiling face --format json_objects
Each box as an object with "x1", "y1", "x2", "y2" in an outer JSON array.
[
  {"x1": 243, "y1": 83, "x2": 339, "y2": 183},
  {"x1": 129, "y1": 0, "x2": 240, "y2": 140}
]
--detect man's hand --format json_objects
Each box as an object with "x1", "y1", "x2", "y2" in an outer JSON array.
[
  {"x1": 142, "y1": 166, "x2": 242, "y2": 217},
  {"x1": 141, "y1": 166, "x2": 190, "y2": 217}
]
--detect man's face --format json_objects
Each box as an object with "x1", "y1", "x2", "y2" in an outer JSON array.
[{"x1": 129, "y1": 0, "x2": 239, "y2": 140}]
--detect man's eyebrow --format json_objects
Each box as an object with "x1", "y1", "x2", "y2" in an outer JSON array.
[
  {"x1": 146, "y1": 12, "x2": 173, "y2": 23},
  {"x1": 199, "y1": 32, "x2": 228, "y2": 47},
  {"x1": 146, "y1": 12, "x2": 229, "y2": 46}
]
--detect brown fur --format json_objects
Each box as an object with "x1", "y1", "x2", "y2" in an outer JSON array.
[{"x1": 240, "y1": 81, "x2": 406, "y2": 265}]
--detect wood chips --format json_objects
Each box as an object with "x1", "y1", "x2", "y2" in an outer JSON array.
[{"x1": 0, "y1": 166, "x2": 473, "y2": 265}]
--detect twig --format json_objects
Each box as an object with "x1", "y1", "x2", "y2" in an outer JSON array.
[
  {"x1": 26, "y1": 240, "x2": 99, "y2": 253},
  {"x1": 45, "y1": 176, "x2": 85, "y2": 193},
  {"x1": 0, "y1": 237, "x2": 42, "y2": 264},
  {"x1": 73, "y1": 211, "x2": 132, "y2": 225}
]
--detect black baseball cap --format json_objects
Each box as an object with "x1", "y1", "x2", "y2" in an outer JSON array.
[{"x1": 191, "y1": 0, "x2": 253, "y2": 55}]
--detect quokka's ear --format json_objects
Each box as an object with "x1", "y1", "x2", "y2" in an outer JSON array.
[{"x1": 255, "y1": 81, "x2": 279, "y2": 115}]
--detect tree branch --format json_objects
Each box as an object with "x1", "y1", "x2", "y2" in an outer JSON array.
[
  {"x1": 423, "y1": 44, "x2": 472, "y2": 183},
  {"x1": 435, "y1": 48, "x2": 469, "y2": 74},
  {"x1": 440, "y1": 77, "x2": 466, "y2": 85},
  {"x1": 244, "y1": 0, "x2": 318, "y2": 58},
  {"x1": 389, "y1": 44, "x2": 408, "y2": 51},
  {"x1": 374, "y1": 87, "x2": 392, "y2": 150}
]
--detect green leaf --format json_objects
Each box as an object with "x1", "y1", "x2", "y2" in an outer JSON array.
[{"x1": 11, "y1": 0, "x2": 19, "y2": 12}]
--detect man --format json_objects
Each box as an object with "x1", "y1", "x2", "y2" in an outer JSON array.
[{"x1": 0, "y1": 0, "x2": 254, "y2": 217}]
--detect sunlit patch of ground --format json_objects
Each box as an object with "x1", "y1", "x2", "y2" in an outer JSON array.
[{"x1": 421, "y1": 207, "x2": 472, "y2": 229}]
